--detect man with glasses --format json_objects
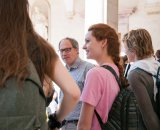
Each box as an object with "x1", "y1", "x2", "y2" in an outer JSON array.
[{"x1": 58, "y1": 37, "x2": 94, "y2": 130}]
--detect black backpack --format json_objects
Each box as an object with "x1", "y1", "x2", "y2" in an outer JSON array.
[{"x1": 94, "y1": 65, "x2": 141, "y2": 130}]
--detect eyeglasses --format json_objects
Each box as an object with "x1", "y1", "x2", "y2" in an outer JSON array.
[{"x1": 59, "y1": 47, "x2": 73, "y2": 53}]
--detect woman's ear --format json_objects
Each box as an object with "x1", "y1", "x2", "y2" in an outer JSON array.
[{"x1": 102, "y1": 39, "x2": 107, "y2": 48}]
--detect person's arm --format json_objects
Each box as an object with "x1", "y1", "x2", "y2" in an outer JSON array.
[
  {"x1": 51, "y1": 58, "x2": 80, "y2": 122},
  {"x1": 77, "y1": 102, "x2": 94, "y2": 130}
]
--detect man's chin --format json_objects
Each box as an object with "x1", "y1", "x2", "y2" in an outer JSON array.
[{"x1": 63, "y1": 60, "x2": 70, "y2": 65}]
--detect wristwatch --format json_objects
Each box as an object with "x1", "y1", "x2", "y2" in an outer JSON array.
[{"x1": 48, "y1": 112, "x2": 66, "y2": 129}]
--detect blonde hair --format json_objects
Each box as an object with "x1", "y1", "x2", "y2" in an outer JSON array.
[{"x1": 122, "y1": 29, "x2": 154, "y2": 60}]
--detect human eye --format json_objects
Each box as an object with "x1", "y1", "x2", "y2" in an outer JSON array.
[
  {"x1": 85, "y1": 39, "x2": 90, "y2": 43},
  {"x1": 65, "y1": 48, "x2": 72, "y2": 52},
  {"x1": 60, "y1": 49, "x2": 64, "y2": 53}
]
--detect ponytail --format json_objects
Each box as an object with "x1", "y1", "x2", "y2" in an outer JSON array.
[{"x1": 113, "y1": 56, "x2": 128, "y2": 88}]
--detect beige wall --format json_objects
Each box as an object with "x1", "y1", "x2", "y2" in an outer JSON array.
[
  {"x1": 129, "y1": 0, "x2": 160, "y2": 51},
  {"x1": 51, "y1": 0, "x2": 86, "y2": 58},
  {"x1": 119, "y1": 0, "x2": 160, "y2": 52},
  {"x1": 29, "y1": 0, "x2": 160, "y2": 56}
]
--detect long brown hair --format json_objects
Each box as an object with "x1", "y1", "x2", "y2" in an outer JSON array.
[
  {"x1": 0, "y1": 0, "x2": 58, "y2": 86},
  {"x1": 27, "y1": 33, "x2": 58, "y2": 83},
  {"x1": 0, "y1": 0, "x2": 30, "y2": 86},
  {"x1": 88, "y1": 23, "x2": 127, "y2": 87},
  {"x1": 25, "y1": 5, "x2": 58, "y2": 84}
]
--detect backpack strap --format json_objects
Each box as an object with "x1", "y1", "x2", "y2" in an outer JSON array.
[
  {"x1": 124, "y1": 63, "x2": 131, "y2": 78},
  {"x1": 94, "y1": 110, "x2": 105, "y2": 128},
  {"x1": 136, "y1": 67, "x2": 154, "y2": 77},
  {"x1": 102, "y1": 65, "x2": 122, "y2": 89},
  {"x1": 138, "y1": 66, "x2": 160, "y2": 84},
  {"x1": 94, "y1": 65, "x2": 121, "y2": 127}
]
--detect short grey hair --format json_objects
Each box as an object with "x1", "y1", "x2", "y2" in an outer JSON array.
[{"x1": 59, "y1": 37, "x2": 79, "y2": 49}]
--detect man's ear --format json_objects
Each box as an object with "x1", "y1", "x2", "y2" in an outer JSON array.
[{"x1": 76, "y1": 48, "x2": 79, "y2": 54}]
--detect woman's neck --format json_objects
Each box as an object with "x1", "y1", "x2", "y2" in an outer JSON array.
[{"x1": 97, "y1": 56, "x2": 114, "y2": 66}]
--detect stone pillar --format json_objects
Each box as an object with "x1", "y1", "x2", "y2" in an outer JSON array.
[
  {"x1": 118, "y1": 7, "x2": 136, "y2": 55},
  {"x1": 104, "y1": 0, "x2": 118, "y2": 31},
  {"x1": 118, "y1": 7, "x2": 137, "y2": 39}
]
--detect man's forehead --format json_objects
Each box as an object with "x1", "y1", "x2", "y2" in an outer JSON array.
[{"x1": 60, "y1": 39, "x2": 72, "y2": 47}]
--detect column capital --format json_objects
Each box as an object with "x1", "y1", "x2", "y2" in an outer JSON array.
[{"x1": 119, "y1": 7, "x2": 137, "y2": 18}]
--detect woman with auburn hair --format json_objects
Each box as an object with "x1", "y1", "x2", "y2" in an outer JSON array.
[
  {"x1": 122, "y1": 29, "x2": 160, "y2": 130},
  {"x1": 77, "y1": 23, "x2": 127, "y2": 130},
  {"x1": 0, "y1": 0, "x2": 80, "y2": 130}
]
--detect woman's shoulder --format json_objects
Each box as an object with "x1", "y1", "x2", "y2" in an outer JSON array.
[
  {"x1": 87, "y1": 65, "x2": 118, "y2": 77},
  {"x1": 88, "y1": 66, "x2": 104, "y2": 73}
]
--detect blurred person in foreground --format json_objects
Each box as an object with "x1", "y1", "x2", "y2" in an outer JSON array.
[{"x1": 0, "y1": 0, "x2": 80, "y2": 130}]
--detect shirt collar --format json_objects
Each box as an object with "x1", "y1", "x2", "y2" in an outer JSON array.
[{"x1": 66, "y1": 57, "x2": 82, "y2": 71}]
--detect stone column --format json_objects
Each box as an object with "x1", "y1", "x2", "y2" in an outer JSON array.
[
  {"x1": 104, "y1": 0, "x2": 118, "y2": 31},
  {"x1": 118, "y1": 7, "x2": 137, "y2": 39}
]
